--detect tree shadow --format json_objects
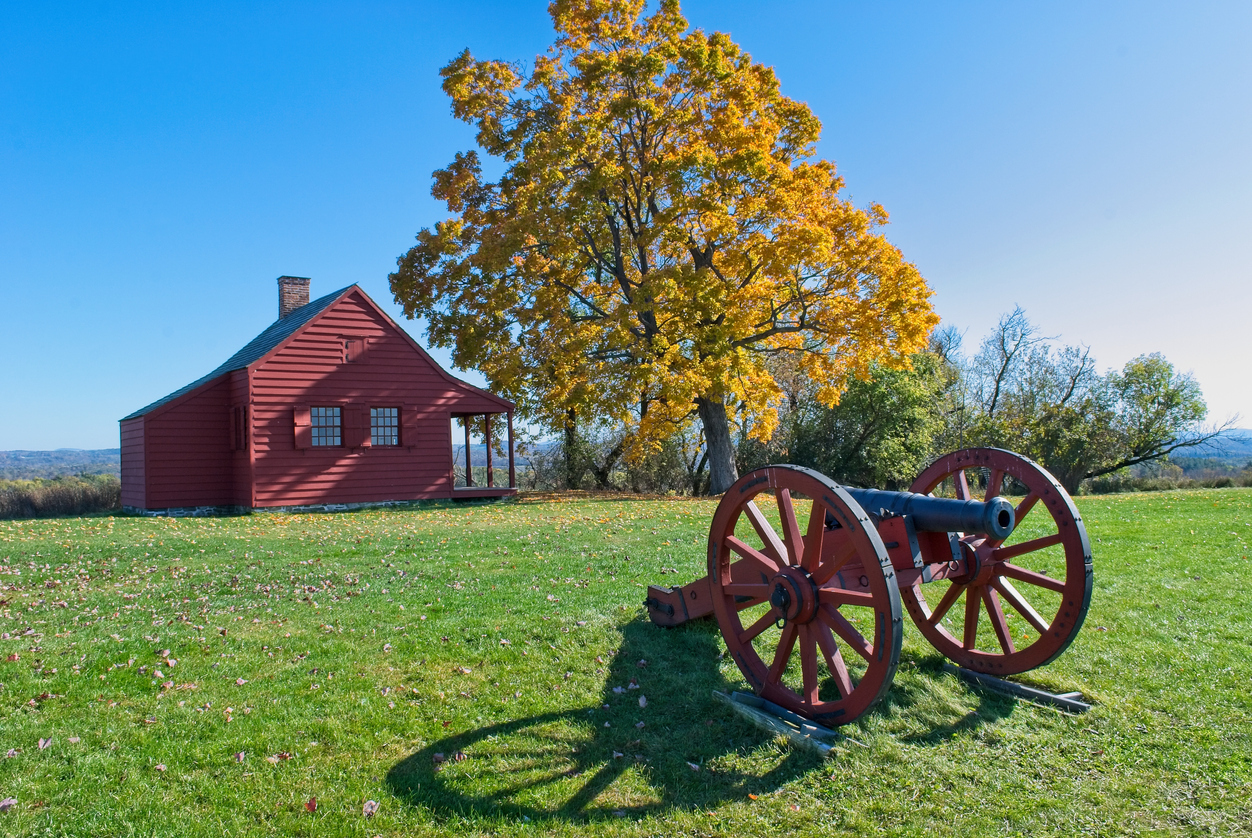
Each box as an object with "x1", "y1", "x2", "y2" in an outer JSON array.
[{"x1": 385, "y1": 618, "x2": 824, "y2": 823}]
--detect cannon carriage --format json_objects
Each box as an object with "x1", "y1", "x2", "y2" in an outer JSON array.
[{"x1": 645, "y1": 448, "x2": 1093, "y2": 726}]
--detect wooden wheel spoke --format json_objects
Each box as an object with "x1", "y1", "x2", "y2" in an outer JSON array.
[
  {"x1": 982, "y1": 586, "x2": 1016, "y2": 655},
  {"x1": 955, "y1": 469, "x2": 972, "y2": 501},
  {"x1": 775, "y1": 489, "x2": 804, "y2": 566},
  {"x1": 962, "y1": 585, "x2": 981, "y2": 649},
  {"x1": 818, "y1": 604, "x2": 873, "y2": 661},
  {"x1": 799, "y1": 625, "x2": 820, "y2": 705},
  {"x1": 926, "y1": 581, "x2": 966, "y2": 626},
  {"x1": 740, "y1": 610, "x2": 777, "y2": 644},
  {"x1": 722, "y1": 583, "x2": 771, "y2": 599},
  {"x1": 999, "y1": 562, "x2": 1066, "y2": 593},
  {"x1": 993, "y1": 532, "x2": 1063, "y2": 563},
  {"x1": 991, "y1": 578, "x2": 1050, "y2": 634},
  {"x1": 725, "y1": 536, "x2": 783, "y2": 578},
  {"x1": 802, "y1": 499, "x2": 825, "y2": 573},
  {"x1": 984, "y1": 468, "x2": 1005, "y2": 502},
  {"x1": 767, "y1": 623, "x2": 798, "y2": 684},
  {"x1": 811, "y1": 535, "x2": 857, "y2": 587},
  {"x1": 1014, "y1": 492, "x2": 1040, "y2": 525},
  {"x1": 818, "y1": 587, "x2": 877, "y2": 609},
  {"x1": 743, "y1": 500, "x2": 788, "y2": 566},
  {"x1": 815, "y1": 621, "x2": 854, "y2": 698}
]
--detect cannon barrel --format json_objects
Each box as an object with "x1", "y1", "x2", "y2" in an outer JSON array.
[{"x1": 843, "y1": 487, "x2": 1015, "y2": 540}]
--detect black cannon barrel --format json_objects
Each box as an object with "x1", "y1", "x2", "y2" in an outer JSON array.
[{"x1": 843, "y1": 487, "x2": 1015, "y2": 540}]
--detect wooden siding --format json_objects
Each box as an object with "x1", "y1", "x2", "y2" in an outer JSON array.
[
  {"x1": 249, "y1": 288, "x2": 509, "y2": 507},
  {"x1": 120, "y1": 417, "x2": 146, "y2": 508},
  {"x1": 230, "y1": 370, "x2": 253, "y2": 507},
  {"x1": 141, "y1": 376, "x2": 236, "y2": 507}
]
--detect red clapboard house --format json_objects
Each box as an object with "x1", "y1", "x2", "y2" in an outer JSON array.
[{"x1": 120, "y1": 276, "x2": 515, "y2": 515}]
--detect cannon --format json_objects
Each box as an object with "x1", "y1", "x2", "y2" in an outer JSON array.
[{"x1": 645, "y1": 448, "x2": 1093, "y2": 726}]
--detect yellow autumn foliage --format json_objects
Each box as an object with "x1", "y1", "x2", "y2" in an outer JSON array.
[{"x1": 391, "y1": 0, "x2": 937, "y2": 490}]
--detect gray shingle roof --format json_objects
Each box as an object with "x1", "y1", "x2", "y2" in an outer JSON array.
[{"x1": 121, "y1": 287, "x2": 352, "y2": 421}]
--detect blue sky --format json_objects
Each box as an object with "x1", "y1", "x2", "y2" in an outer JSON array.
[{"x1": 2, "y1": 1, "x2": 1248, "y2": 449}]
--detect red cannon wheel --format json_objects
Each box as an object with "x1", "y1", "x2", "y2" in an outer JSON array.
[
  {"x1": 901, "y1": 448, "x2": 1093, "y2": 675},
  {"x1": 709, "y1": 466, "x2": 902, "y2": 726}
]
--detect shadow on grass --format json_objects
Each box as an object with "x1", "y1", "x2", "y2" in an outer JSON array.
[
  {"x1": 386, "y1": 618, "x2": 823, "y2": 823},
  {"x1": 386, "y1": 622, "x2": 1014, "y2": 823},
  {"x1": 886, "y1": 651, "x2": 1019, "y2": 745}
]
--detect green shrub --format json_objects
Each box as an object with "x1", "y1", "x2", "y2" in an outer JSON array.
[{"x1": 0, "y1": 474, "x2": 121, "y2": 519}]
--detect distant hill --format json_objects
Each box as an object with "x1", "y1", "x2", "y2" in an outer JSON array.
[
  {"x1": 0, "y1": 449, "x2": 121, "y2": 480},
  {"x1": 452, "y1": 443, "x2": 551, "y2": 468},
  {"x1": 1182, "y1": 429, "x2": 1252, "y2": 463}
]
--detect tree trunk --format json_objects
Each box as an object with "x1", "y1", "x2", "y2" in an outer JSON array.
[
  {"x1": 563, "y1": 409, "x2": 583, "y2": 490},
  {"x1": 697, "y1": 396, "x2": 739, "y2": 495}
]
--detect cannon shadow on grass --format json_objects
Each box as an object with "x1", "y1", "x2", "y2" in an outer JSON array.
[
  {"x1": 386, "y1": 620, "x2": 1012, "y2": 824},
  {"x1": 385, "y1": 619, "x2": 822, "y2": 823}
]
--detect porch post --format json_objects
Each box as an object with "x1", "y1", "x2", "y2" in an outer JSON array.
[
  {"x1": 508, "y1": 412, "x2": 516, "y2": 489},
  {"x1": 464, "y1": 416, "x2": 474, "y2": 487},
  {"x1": 484, "y1": 414, "x2": 494, "y2": 488}
]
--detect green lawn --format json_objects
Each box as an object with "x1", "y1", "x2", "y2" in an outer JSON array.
[{"x1": 0, "y1": 490, "x2": 1249, "y2": 836}]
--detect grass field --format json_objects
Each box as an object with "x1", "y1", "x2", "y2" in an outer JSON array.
[{"x1": 0, "y1": 489, "x2": 1249, "y2": 836}]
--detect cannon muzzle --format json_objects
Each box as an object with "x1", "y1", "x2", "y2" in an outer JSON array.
[{"x1": 843, "y1": 488, "x2": 1015, "y2": 540}]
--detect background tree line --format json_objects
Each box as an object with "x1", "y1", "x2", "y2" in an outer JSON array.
[{"x1": 524, "y1": 306, "x2": 1233, "y2": 496}]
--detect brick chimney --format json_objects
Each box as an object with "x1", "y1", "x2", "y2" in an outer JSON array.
[{"x1": 277, "y1": 276, "x2": 311, "y2": 319}]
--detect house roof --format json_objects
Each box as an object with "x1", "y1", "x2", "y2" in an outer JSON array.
[{"x1": 121, "y1": 287, "x2": 352, "y2": 420}]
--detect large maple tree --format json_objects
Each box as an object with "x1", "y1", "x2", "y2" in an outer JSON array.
[{"x1": 391, "y1": 0, "x2": 937, "y2": 493}]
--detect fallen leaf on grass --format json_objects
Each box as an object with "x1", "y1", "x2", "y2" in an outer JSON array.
[
  {"x1": 627, "y1": 679, "x2": 639, "y2": 690},
  {"x1": 4, "y1": 750, "x2": 18, "y2": 758},
  {"x1": 67, "y1": 737, "x2": 80, "y2": 744},
  {"x1": 5, "y1": 654, "x2": 17, "y2": 662},
  {"x1": 748, "y1": 793, "x2": 758, "y2": 800},
  {"x1": 235, "y1": 752, "x2": 245, "y2": 763},
  {"x1": 638, "y1": 695, "x2": 647, "y2": 708},
  {"x1": 362, "y1": 799, "x2": 379, "y2": 817},
  {"x1": 637, "y1": 660, "x2": 647, "y2": 668},
  {"x1": 235, "y1": 678, "x2": 247, "y2": 686},
  {"x1": 0, "y1": 798, "x2": 15, "y2": 812},
  {"x1": 612, "y1": 686, "x2": 624, "y2": 694},
  {"x1": 37, "y1": 738, "x2": 51, "y2": 751},
  {"x1": 155, "y1": 764, "x2": 166, "y2": 772},
  {"x1": 612, "y1": 751, "x2": 623, "y2": 759},
  {"x1": 687, "y1": 762, "x2": 700, "y2": 771},
  {"x1": 305, "y1": 797, "x2": 317, "y2": 813},
  {"x1": 635, "y1": 721, "x2": 645, "y2": 729}
]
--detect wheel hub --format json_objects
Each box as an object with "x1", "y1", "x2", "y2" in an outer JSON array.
[{"x1": 769, "y1": 567, "x2": 818, "y2": 626}]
